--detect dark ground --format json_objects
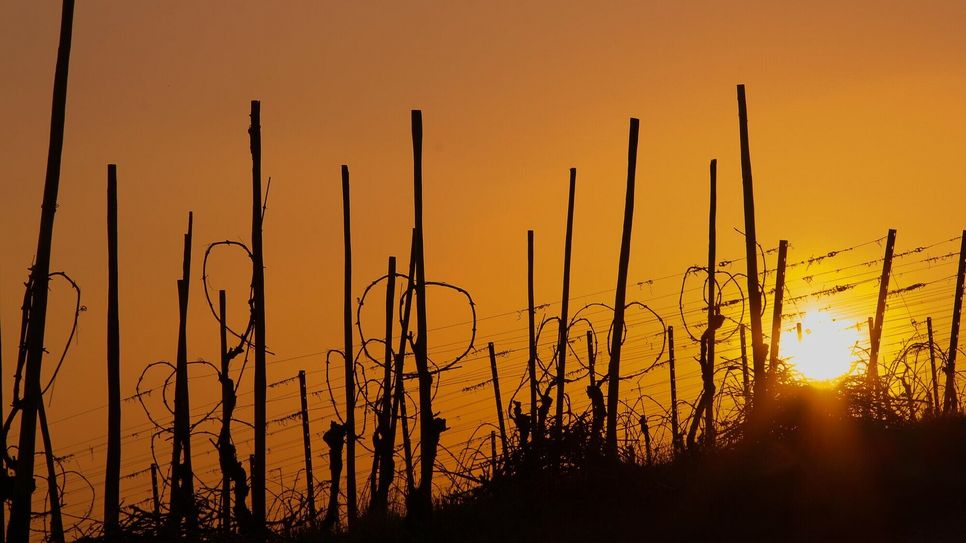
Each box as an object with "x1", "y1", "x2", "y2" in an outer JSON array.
[{"x1": 330, "y1": 388, "x2": 966, "y2": 543}]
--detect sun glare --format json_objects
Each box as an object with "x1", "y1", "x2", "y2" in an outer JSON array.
[{"x1": 780, "y1": 310, "x2": 861, "y2": 383}]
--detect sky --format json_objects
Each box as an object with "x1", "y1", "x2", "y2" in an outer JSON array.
[{"x1": 2, "y1": 0, "x2": 966, "y2": 531}]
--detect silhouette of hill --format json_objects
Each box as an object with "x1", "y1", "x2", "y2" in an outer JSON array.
[{"x1": 306, "y1": 385, "x2": 966, "y2": 543}]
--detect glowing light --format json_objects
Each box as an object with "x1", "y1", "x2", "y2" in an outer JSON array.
[{"x1": 780, "y1": 309, "x2": 861, "y2": 383}]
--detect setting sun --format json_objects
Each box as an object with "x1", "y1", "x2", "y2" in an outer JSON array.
[{"x1": 781, "y1": 310, "x2": 862, "y2": 383}]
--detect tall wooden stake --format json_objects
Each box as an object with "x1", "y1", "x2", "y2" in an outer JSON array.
[
  {"x1": 737, "y1": 84, "x2": 767, "y2": 410},
  {"x1": 527, "y1": 230, "x2": 538, "y2": 436},
  {"x1": 411, "y1": 110, "x2": 437, "y2": 518},
  {"x1": 927, "y1": 316, "x2": 940, "y2": 414},
  {"x1": 668, "y1": 326, "x2": 681, "y2": 456},
  {"x1": 869, "y1": 229, "x2": 897, "y2": 400},
  {"x1": 218, "y1": 290, "x2": 231, "y2": 531},
  {"x1": 248, "y1": 100, "x2": 268, "y2": 528},
  {"x1": 554, "y1": 168, "x2": 577, "y2": 449},
  {"x1": 768, "y1": 240, "x2": 789, "y2": 380},
  {"x1": 704, "y1": 159, "x2": 717, "y2": 445},
  {"x1": 341, "y1": 165, "x2": 357, "y2": 523},
  {"x1": 104, "y1": 164, "x2": 121, "y2": 535},
  {"x1": 944, "y1": 231, "x2": 966, "y2": 414},
  {"x1": 298, "y1": 370, "x2": 317, "y2": 523},
  {"x1": 488, "y1": 343, "x2": 508, "y2": 456},
  {"x1": 8, "y1": 2, "x2": 75, "y2": 539},
  {"x1": 169, "y1": 213, "x2": 195, "y2": 527},
  {"x1": 605, "y1": 118, "x2": 640, "y2": 458},
  {"x1": 370, "y1": 256, "x2": 397, "y2": 513},
  {"x1": 379, "y1": 233, "x2": 417, "y2": 507}
]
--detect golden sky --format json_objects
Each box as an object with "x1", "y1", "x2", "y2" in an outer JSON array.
[{"x1": 2, "y1": 0, "x2": 966, "y2": 529}]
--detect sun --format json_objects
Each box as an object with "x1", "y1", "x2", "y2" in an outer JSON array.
[{"x1": 780, "y1": 310, "x2": 861, "y2": 383}]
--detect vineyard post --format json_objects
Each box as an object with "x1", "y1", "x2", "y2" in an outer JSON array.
[
  {"x1": 737, "y1": 84, "x2": 767, "y2": 410},
  {"x1": 488, "y1": 342, "x2": 508, "y2": 456},
  {"x1": 668, "y1": 326, "x2": 681, "y2": 456},
  {"x1": 605, "y1": 118, "x2": 640, "y2": 458},
  {"x1": 943, "y1": 231, "x2": 966, "y2": 414},
  {"x1": 869, "y1": 229, "x2": 897, "y2": 405},
  {"x1": 528, "y1": 230, "x2": 538, "y2": 437},
  {"x1": 382, "y1": 232, "x2": 417, "y2": 505},
  {"x1": 411, "y1": 110, "x2": 437, "y2": 518},
  {"x1": 705, "y1": 159, "x2": 717, "y2": 445},
  {"x1": 370, "y1": 256, "x2": 397, "y2": 512},
  {"x1": 218, "y1": 290, "x2": 231, "y2": 531},
  {"x1": 554, "y1": 168, "x2": 577, "y2": 453},
  {"x1": 927, "y1": 317, "x2": 940, "y2": 414},
  {"x1": 341, "y1": 164, "x2": 357, "y2": 523},
  {"x1": 105, "y1": 163, "x2": 121, "y2": 535},
  {"x1": 248, "y1": 100, "x2": 268, "y2": 528},
  {"x1": 169, "y1": 213, "x2": 195, "y2": 527},
  {"x1": 768, "y1": 240, "x2": 789, "y2": 384},
  {"x1": 8, "y1": 1, "x2": 75, "y2": 538},
  {"x1": 298, "y1": 370, "x2": 317, "y2": 523}
]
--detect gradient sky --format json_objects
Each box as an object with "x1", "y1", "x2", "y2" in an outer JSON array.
[{"x1": 3, "y1": 0, "x2": 966, "y2": 529}]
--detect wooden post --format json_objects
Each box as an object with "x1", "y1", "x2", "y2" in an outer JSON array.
[
  {"x1": 704, "y1": 159, "x2": 717, "y2": 445},
  {"x1": 370, "y1": 256, "x2": 397, "y2": 513},
  {"x1": 151, "y1": 463, "x2": 161, "y2": 521},
  {"x1": 527, "y1": 230, "x2": 538, "y2": 436},
  {"x1": 605, "y1": 118, "x2": 640, "y2": 458},
  {"x1": 104, "y1": 163, "x2": 121, "y2": 535},
  {"x1": 737, "y1": 84, "x2": 767, "y2": 410},
  {"x1": 740, "y1": 324, "x2": 750, "y2": 405},
  {"x1": 298, "y1": 370, "x2": 317, "y2": 523},
  {"x1": 411, "y1": 110, "x2": 437, "y2": 517},
  {"x1": 218, "y1": 290, "x2": 231, "y2": 531},
  {"x1": 340, "y1": 164, "x2": 357, "y2": 523},
  {"x1": 169, "y1": 213, "x2": 195, "y2": 526},
  {"x1": 380, "y1": 233, "x2": 417, "y2": 506},
  {"x1": 796, "y1": 322, "x2": 803, "y2": 342},
  {"x1": 944, "y1": 231, "x2": 966, "y2": 414},
  {"x1": 248, "y1": 100, "x2": 268, "y2": 528},
  {"x1": 927, "y1": 317, "x2": 941, "y2": 415},
  {"x1": 554, "y1": 168, "x2": 577, "y2": 448},
  {"x1": 869, "y1": 229, "x2": 897, "y2": 400},
  {"x1": 668, "y1": 326, "x2": 681, "y2": 456},
  {"x1": 488, "y1": 343, "x2": 508, "y2": 456},
  {"x1": 8, "y1": 1, "x2": 75, "y2": 539},
  {"x1": 768, "y1": 241, "x2": 789, "y2": 381}
]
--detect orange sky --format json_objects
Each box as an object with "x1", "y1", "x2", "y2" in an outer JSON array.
[{"x1": 3, "y1": 0, "x2": 966, "y2": 531}]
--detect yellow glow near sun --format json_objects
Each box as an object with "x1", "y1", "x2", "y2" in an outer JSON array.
[{"x1": 780, "y1": 310, "x2": 861, "y2": 383}]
